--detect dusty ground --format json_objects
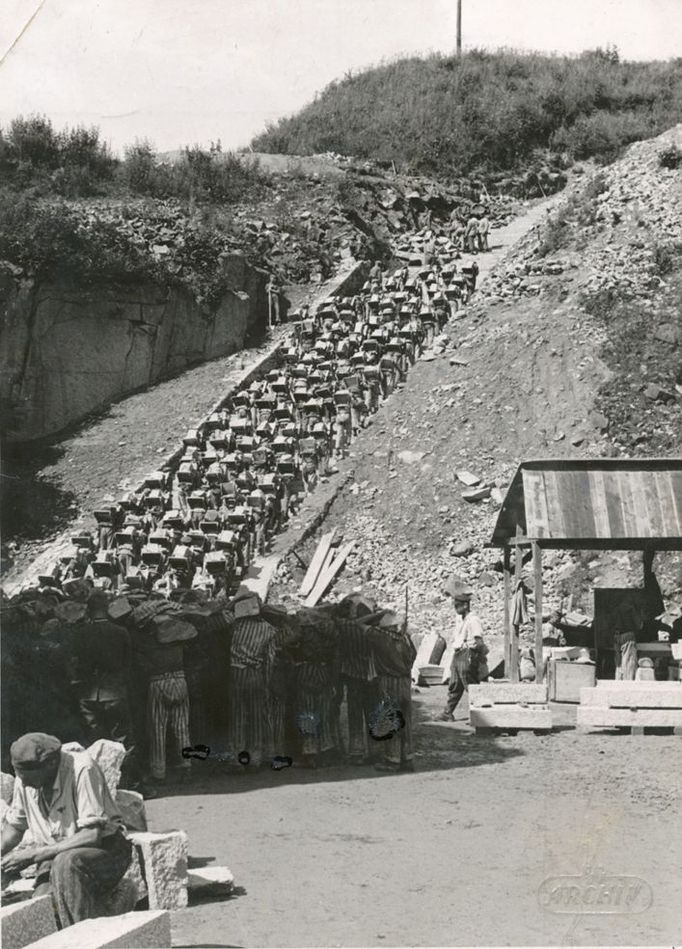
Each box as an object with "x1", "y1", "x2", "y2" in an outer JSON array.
[{"x1": 154, "y1": 685, "x2": 682, "y2": 948}]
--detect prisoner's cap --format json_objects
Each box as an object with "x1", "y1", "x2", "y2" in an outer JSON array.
[
  {"x1": 444, "y1": 577, "x2": 473, "y2": 600},
  {"x1": 10, "y1": 733, "x2": 61, "y2": 769}
]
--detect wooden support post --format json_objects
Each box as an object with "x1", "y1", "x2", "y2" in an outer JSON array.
[
  {"x1": 503, "y1": 545, "x2": 511, "y2": 677},
  {"x1": 511, "y1": 526, "x2": 522, "y2": 683},
  {"x1": 532, "y1": 541, "x2": 544, "y2": 685}
]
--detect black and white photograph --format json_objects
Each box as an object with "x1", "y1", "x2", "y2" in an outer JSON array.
[{"x1": 1, "y1": 1, "x2": 681, "y2": 947}]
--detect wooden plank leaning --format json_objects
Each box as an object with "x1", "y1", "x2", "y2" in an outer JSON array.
[
  {"x1": 298, "y1": 529, "x2": 337, "y2": 597},
  {"x1": 304, "y1": 541, "x2": 355, "y2": 607}
]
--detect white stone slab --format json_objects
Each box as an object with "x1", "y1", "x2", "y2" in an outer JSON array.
[
  {"x1": 469, "y1": 683, "x2": 548, "y2": 707},
  {"x1": 580, "y1": 684, "x2": 682, "y2": 707},
  {"x1": 606, "y1": 688, "x2": 682, "y2": 709},
  {"x1": 470, "y1": 704, "x2": 552, "y2": 730},
  {"x1": 0, "y1": 895, "x2": 57, "y2": 949},
  {"x1": 28, "y1": 910, "x2": 171, "y2": 948},
  {"x1": 187, "y1": 865, "x2": 235, "y2": 896},
  {"x1": 577, "y1": 706, "x2": 682, "y2": 728},
  {"x1": 593, "y1": 679, "x2": 682, "y2": 689}
]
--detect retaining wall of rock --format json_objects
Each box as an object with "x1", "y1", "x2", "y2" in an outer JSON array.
[{"x1": 0, "y1": 253, "x2": 268, "y2": 443}]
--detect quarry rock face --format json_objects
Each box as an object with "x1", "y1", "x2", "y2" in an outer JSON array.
[{"x1": 0, "y1": 255, "x2": 267, "y2": 442}]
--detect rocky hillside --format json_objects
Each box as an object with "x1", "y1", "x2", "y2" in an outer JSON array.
[{"x1": 268, "y1": 126, "x2": 682, "y2": 641}]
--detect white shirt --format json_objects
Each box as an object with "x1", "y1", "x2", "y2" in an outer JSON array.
[
  {"x1": 441, "y1": 612, "x2": 484, "y2": 682},
  {"x1": 5, "y1": 749, "x2": 124, "y2": 846}
]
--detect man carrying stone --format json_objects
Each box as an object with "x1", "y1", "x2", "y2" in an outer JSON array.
[
  {"x1": 368, "y1": 611, "x2": 416, "y2": 773},
  {"x1": 141, "y1": 615, "x2": 196, "y2": 786},
  {"x1": 436, "y1": 580, "x2": 488, "y2": 722},
  {"x1": 464, "y1": 215, "x2": 479, "y2": 254},
  {"x1": 70, "y1": 592, "x2": 138, "y2": 786},
  {"x1": 227, "y1": 592, "x2": 277, "y2": 768},
  {"x1": 333, "y1": 596, "x2": 379, "y2": 766},
  {"x1": 477, "y1": 212, "x2": 491, "y2": 252},
  {"x1": 1, "y1": 733, "x2": 133, "y2": 929}
]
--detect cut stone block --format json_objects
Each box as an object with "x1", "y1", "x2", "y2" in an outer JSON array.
[
  {"x1": 129, "y1": 830, "x2": 189, "y2": 910},
  {"x1": 188, "y1": 865, "x2": 235, "y2": 897},
  {"x1": 580, "y1": 683, "x2": 682, "y2": 706},
  {"x1": 0, "y1": 894, "x2": 57, "y2": 949},
  {"x1": 594, "y1": 678, "x2": 679, "y2": 688},
  {"x1": 1, "y1": 799, "x2": 9, "y2": 823},
  {"x1": 61, "y1": 742, "x2": 86, "y2": 753},
  {"x1": 469, "y1": 683, "x2": 548, "y2": 707},
  {"x1": 456, "y1": 470, "x2": 480, "y2": 486},
  {"x1": 1, "y1": 771, "x2": 15, "y2": 803},
  {"x1": 116, "y1": 789, "x2": 148, "y2": 832},
  {"x1": 88, "y1": 739, "x2": 126, "y2": 796},
  {"x1": 28, "y1": 910, "x2": 171, "y2": 948},
  {"x1": 462, "y1": 486, "x2": 491, "y2": 502},
  {"x1": 577, "y1": 706, "x2": 682, "y2": 728},
  {"x1": 605, "y1": 688, "x2": 682, "y2": 709},
  {"x1": 470, "y1": 704, "x2": 553, "y2": 731}
]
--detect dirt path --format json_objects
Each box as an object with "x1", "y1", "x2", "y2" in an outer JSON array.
[
  {"x1": 155, "y1": 685, "x2": 681, "y2": 947},
  {"x1": 0, "y1": 260, "x2": 361, "y2": 591}
]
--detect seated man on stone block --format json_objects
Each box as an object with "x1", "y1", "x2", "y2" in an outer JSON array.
[{"x1": 1, "y1": 732, "x2": 133, "y2": 928}]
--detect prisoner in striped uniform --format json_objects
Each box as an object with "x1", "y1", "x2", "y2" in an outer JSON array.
[
  {"x1": 228, "y1": 594, "x2": 277, "y2": 767},
  {"x1": 143, "y1": 617, "x2": 195, "y2": 783},
  {"x1": 333, "y1": 598, "x2": 380, "y2": 765},
  {"x1": 294, "y1": 609, "x2": 339, "y2": 767},
  {"x1": 369, "y1": 611, "x2": 416, "y2": 773}
]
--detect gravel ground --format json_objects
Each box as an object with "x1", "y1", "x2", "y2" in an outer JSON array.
[{"x1": 154, "y1": 684, "x2": 681, "y2": 948}]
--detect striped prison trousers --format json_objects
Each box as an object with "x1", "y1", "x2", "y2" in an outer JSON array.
[
  {"x1": 377, "y1": 675, "x2": 413, "y2": 766},
  {"x1": 147, "y1": 671, "x2": 191, "y2": 780},
  {"x1": 228, "y1": 665, "x2": 269, "y2": 766}
]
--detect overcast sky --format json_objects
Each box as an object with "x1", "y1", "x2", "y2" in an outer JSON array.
[{"x1": 0, "y1": 0, "x2": 680, "y2": 154}]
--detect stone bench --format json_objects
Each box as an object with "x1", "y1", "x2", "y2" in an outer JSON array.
[{"x1": 27, "y1": 910, "x2": 170, "y2": 948}]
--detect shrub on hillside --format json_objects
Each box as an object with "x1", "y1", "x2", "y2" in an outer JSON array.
[
  {"x1": 0, "y1": 115, "x2": 115, "y2": 196},
  {"x1": 251, "y1": 49, "x2": 682, "y2": 181},
  {"x1": 120, "y1": 141, "x2": 270, "y2": 204}
]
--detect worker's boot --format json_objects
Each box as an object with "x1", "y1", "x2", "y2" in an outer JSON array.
[{"x1": 433, "y1": 710, "x2": 454, "y2": 722}]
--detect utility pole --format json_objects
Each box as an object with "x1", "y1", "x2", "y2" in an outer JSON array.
[{"x1": 456, "y1": 0, "x2": 462, "y2": 57}]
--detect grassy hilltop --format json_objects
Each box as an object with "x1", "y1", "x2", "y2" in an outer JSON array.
[{"x1": 252, "y1": 47, "x2": 682, "y2": 180}]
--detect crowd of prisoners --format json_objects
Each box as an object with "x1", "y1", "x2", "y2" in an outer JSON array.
[{"x1": 45, "y1": 252, "x2": 481, "y2": 601}]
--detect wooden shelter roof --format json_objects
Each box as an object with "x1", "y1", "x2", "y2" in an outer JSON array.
[{"x1": 490, "y1": 458, "x2": 682, "y2": 549}]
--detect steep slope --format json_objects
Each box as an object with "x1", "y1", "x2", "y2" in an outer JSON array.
[{"x1": 268, "y1": 126, "x2": 682, "y2": 638}]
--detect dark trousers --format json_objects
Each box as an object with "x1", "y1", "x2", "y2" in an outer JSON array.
[
  {"x1": 344, "y1": 677, "x2": 379, "y2": 758},
  {"x1": 34, "y1": 831, "x2": 132, "y2": 929},
  {"x1": 445, "y1": 648, "x2": 479, "y2": 715},
  {"x1": 78, "y1": 695, "x2": 139, "y2": 785}
]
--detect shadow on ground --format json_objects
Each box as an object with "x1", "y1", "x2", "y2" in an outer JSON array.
[
  {"x1": 1, "y1": 439, "x2": 77, "y2": 553},
  {"x1": 152, "y1": 693, "x2": 526, "y2": 799}
]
